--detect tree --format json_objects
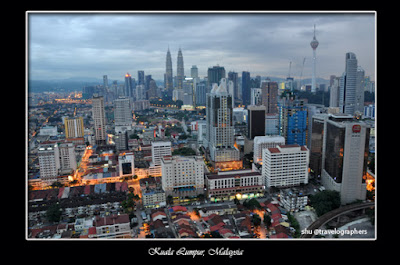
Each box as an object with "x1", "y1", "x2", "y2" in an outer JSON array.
[
  {"x1": 46, "y1": 203, "x2": 62, "y2": 223},
  {"x1": 263, "y1": 213, "x2": 271, "y2": 227},
  {"x1": 243, "y1": 198, "x2": 261, "y2": 210},
  {"x1": 252, "y1": 214, "x2": 262, "y2": 227},
  {"x1": 309, "y1": 190, "x2": 341, "y2": 216},
  {"x1": 166, "y1": 195, "x2": 174, "y2": 205}
]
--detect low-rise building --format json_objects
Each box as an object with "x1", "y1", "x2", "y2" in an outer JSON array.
[
  {"x1": 279, "y1": 188, "x2": 308, "y2": 212},
  {"x1": 92, "y1": 214, "x2": 131, "y2": 239},
  {"x1": 140, "y1": 177, "x2": 166, "y2": 209},
  {"x1": 206, "y1": 169, "x2": 264, "y2": 202}
]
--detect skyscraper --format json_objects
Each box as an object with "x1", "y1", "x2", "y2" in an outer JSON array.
[
  {"x1": 92, "y1": 95, "x2": 107, "y2": 145},
  {"x1": 314, "y1": 114, "x2": 370, "y2": 205},
  {"x1": 191, "y1": 65, "x2": 198, "y2": 78},
  {"x1": 261, "y1": 80, "x2": 278, "y2": 114},
  {"x1": 339, "y1": 52, "x2": 358, "y2": 115},
  {"x1": 103, "y1": 75, "x2": 108, "y2": 89},
  {"x1": 177, "y1": 48, "x2": 184, "y2": 90},
  {"x1": 278, "y1": 92, "x2": 308, "y2": 146},
  {"x1": 138, "y1": 70, "x2": 145, "y2": 86},
  {"x1": 206, "y1": 78, "x2": 242, "y2": 171},
  {"x1": 310, "y1": 24, "x2": 319, "y2": 93},
  {"x1": 207, "y1": 65, "x2": 226, "y2": 89},
  {"x1": 165, "y1": 48, "x2": 173, "y2": 91},
  {"x1": 247, "y1": 105, "x2": 266, "y2": 139},
  {"x1": 124, "y1": 73, "x2": 133, "y2": 98},
  {"x1": 242, "y1": 71, "x2": 251, "y2": 106},
  {"x1": 114, "y1": 97, "x2": 132, "y2": 133},
  {"x1": 228, "y1": 71, "x2": 239, "y2": 100}
]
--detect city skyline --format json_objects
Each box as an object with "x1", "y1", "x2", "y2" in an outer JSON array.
[{"x1": 27, "y1": 11, "x2": 376, "y2": 82}]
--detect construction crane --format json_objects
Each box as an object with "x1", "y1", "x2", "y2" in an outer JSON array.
[{"x1": 299, "y1": 57, "x2": 306, "y2": 88}]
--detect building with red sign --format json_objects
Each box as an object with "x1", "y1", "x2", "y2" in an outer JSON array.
[{"x1": 312, "y1": 113, "x2": 370, "y2": 205}]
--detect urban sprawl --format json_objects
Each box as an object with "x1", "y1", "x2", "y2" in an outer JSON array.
[{"x1": 27, "y1": 38, "x2": 375, "y2": 240}]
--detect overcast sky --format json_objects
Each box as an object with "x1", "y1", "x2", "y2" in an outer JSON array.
[{"x1": 28, "y1": 12, "x2": 376, "y2": 82}]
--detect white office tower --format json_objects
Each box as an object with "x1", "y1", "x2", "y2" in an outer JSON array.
[
  {"x1": 262, "y1": 144, "x2": 309, "y2": 188},
  {"x1": 58, "y1": 142, "x2": 77, "y2": 174},
  {"x1": 114, "y1": 97, "x2": 132, "y2": 133},
  {"x1": 206, "y1": 78, "x2": 242, "y2": 171},
  {"x1": 253, "y1": 135, "x2": 285, "y2": 165},
  {"x1": 92, "y1": 95, "x2": 107, "y2": 145},
  {"x1": 339, "y1": 52, "x2": 358, "y2": 115},
  {"x1": 38, "y1": 142, "x2": 76, "y2": 182},
  {"x1": 329, "y1": 77, "x2": 340, "y2": 108},
  {"x1": 151, "y1": 141, "x2": 172, "y2": 166},
  {"x1": 310, "y1": 24, "x2": 319, "y2": 93},
  {"x1": 161, "y1": 155, "x2": 204, "y2": 198},
  {"x1": 38, "y1": 143, "x2": 61, "y2": 181}
]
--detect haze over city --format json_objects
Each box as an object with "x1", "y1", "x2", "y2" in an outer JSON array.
[{"x1": 28, "y1": 11, "x2": 375, "y2": 82}]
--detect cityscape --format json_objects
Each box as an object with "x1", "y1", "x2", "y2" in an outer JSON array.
[{"x1": 26, "y1": 11, "x2": 376, "y2": 241}]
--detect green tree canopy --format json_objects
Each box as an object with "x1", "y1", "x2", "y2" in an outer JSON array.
[
  {"x1": 309, "y1": 190, "x2": 341, "y2": 216},
  {"x1": 46, "y1": 203, "x2": 62, "y2": 223}
]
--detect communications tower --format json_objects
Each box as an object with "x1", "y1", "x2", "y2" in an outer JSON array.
[{"x1": 310, "y1": 24, "x2": 319, "y2": 93}]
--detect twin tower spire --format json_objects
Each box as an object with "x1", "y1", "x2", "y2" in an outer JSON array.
[{"x1": 165, "y1": 47, "x2": 184, "y2": 91}]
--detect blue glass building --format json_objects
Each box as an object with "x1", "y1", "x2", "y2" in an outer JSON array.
[{"x1": 278, "y1": 94, "x2": 308, "y2": 146}]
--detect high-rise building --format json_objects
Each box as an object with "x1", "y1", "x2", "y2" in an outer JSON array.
[
  {"x1": 314, "y1": 114, "x2": 370, "y2": 205},
  {"x1": 247, "y1": 105, "x2": 266, "y2": 140},
  {"x1": 38, "y1": 142, "x2": 76, "y2": 182},
  {"x1": 64, "y1": 117, "x2": 84, "y2": 139},
  {"x1": 92, "y1": 95, "x2": 107, "y2": 145},
  {"x1": 137, "y1": 70, "x2": 145, "y2": 86},
  {"x1": 242, "y1": 71, "x2": 251, "y2": 106},
  {"x1": 253, "y1": 135, "x2": 285, "y2": 165},
  {"x1": 262, "y1": 144, "x2": 309, "y2": 188},
  {"x1": 207, "y1": 66, "x2": 226, "y2": 89},
  {"x1": 103, "y1": 75, "x2": 108, "y2": 89},
  {"x1": 228, "y1": 71, "x2": 239, "y2": 100},
  {"x1": 191, "y1": 65, "x2": 198, "y2": 78},
  {"x1": 355, "y1": 66, "x2": 365, "y2": 114},
  {"x1": 57, "y1": 142, "x2": 77, "y2": 173},
  {"x1": 151, "y1": 141, "x2": 172, "y2": 166},
  {"x1": 38, "y1": 143, "x2": 60, "y2": 181},
  {"x1": 261, "y1": 80, "x2": 278, "y2": 114},
  {"x1": 161, "y1": 155, "x2": 204, "y2": 198},
  {"x1": 265, "y1": 113, "x2": 279, "y2": 135},
  {"x1": 310, "y1": 24, "x2": 319, "y2": 93},
  {"x1": 165, "y1": 48, "x2": 173, "y2": 91},
  {"x1": 114, "y1": 97, "x2": 132, "y2": 133},
  {"x1": 124, "y1": 73, "x2": 133, "y2": 98},
  {"x1": 195, "y1": 81, "x2": 207, "y2": 106},
  {"x1": 278, "y1": 93, "x2": 308, "y2": 146},
  {"x1": 206, "y1": 78, "x2": 242, "y2": 171},
  {"x1": 177, "y1": 48, "x2": 184, "y2": 90},
  {"x1": 329, "y1": 76, "x2": 340, "y2": 108},
  {"x1": 339, "y1": 52, "x2": 358, "y2": 115}
]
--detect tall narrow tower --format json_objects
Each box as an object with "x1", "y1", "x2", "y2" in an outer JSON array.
[
  {"x1": 310, "y1": 24, "x2": 319, "y2": 93},
  {"x1": 177, "y1": 48, "x2": 184, "y2": 90},
  {"x1": 165, "y1": 47, "x2": 173, "y2": 91}
]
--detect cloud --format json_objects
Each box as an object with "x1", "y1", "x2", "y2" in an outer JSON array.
[{"x1": 28, "y1": 12, "x2": 375, "y2": 81}]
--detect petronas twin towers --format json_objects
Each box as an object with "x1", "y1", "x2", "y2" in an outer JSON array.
[{"x1": 165, "y1": 47, "x2": 184, "y2": 91}]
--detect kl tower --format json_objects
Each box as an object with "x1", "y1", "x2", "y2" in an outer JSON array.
[{"x1": 310, "y1": 24, "x2": 319, "y2": 93}]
